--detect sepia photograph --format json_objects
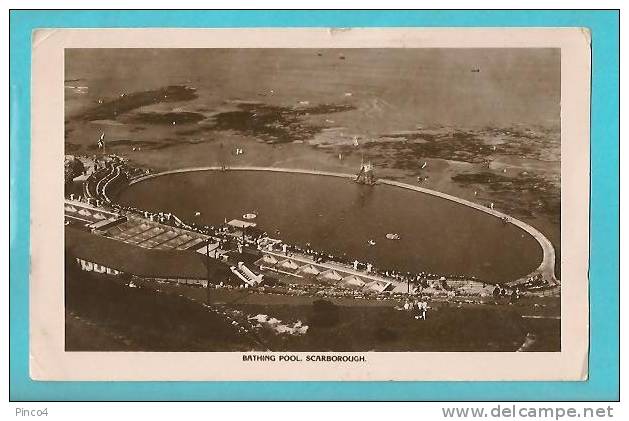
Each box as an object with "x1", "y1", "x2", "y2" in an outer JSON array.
[{"x1": 62, "y1": 46, "x2": 561, "y2": 353}]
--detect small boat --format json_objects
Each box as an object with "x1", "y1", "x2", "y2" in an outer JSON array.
[
  {"x1": 386, "y1": 233, "x2": 401, "y2": 240},
  {"x1": 368, "y1": 239, "x2": 376, "y2": 246},
  {"x1": 243, "y1": 213, "x2": 257, "y2": 220},
  {"x1": 194, "y1": 211, "x2": 201, "y2": 216}
]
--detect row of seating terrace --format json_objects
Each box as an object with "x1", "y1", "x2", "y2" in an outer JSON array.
[
  {"x1": 64, "y1": 201, "x2": 127, "y2": 234},
  {"x1": 102, "y1": 216, "x2": 209, "y2": 251}
]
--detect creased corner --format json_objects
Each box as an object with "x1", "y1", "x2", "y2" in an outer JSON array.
[
  {"x1": 29, "y1": 351, "x2": 45, "y2": 381},
  {"x1": 578, "y1": 27, "x2": 592, "y2": 48},
  {"x1": 32, "y1": 29, "x2": 59, "y2": 50}
]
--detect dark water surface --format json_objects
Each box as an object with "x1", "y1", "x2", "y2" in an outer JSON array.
[{"x1": 117, "y1": 171, "x2": 543, "y2": 282}]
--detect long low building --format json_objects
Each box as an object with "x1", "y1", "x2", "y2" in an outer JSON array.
[{"x1": 65, "y1": 227, "x2": 231, "y2": 283}]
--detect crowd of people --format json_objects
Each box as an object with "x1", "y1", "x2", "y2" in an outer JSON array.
[
  {"x1": 492, "y1": 285, "x2": 521, "y2": 303},
  {"x1": 517, "y1": 273, "x2": 553, "y2": 290},
  {"x1": 402, "y1": 298, "x2": 429, "y2": 320}
]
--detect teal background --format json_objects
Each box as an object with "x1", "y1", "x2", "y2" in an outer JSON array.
[{"x1": 9, "y1": 10, "x2": 619, "y2": 401}]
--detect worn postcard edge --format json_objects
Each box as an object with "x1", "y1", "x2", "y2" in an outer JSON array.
[{"x1": 29, "y1": 28, "x2": 590, "y2": 381}]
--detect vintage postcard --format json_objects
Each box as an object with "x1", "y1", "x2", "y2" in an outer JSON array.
[{"x1": 30, "y1": 28, "x2": 590, "y2": 381}]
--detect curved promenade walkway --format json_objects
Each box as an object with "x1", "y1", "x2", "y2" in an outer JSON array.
[{"x1": 127, "y1": 166, "x2": 558, "y2": 284}]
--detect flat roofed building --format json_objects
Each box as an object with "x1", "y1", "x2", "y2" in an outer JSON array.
[
  {"x1": 65, "y1": 227, "x2": 230, "y2": 282},
  {"x1": 227, "y1": 219, "x2": 257, "y2": 229}
]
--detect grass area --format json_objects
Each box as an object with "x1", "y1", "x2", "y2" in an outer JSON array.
[
  {"x1": 235, "y1": 302, "x2": 529, "y2": 352},
  {"x1": 133, "y1": 279, "x2": 560, "y2": 352},
  {"x1": 65, "y1": 310, "x2": 138, "y2": 351},
  {"x1": 65, "y1": 255, "x2": 254, "y2": 351}
]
